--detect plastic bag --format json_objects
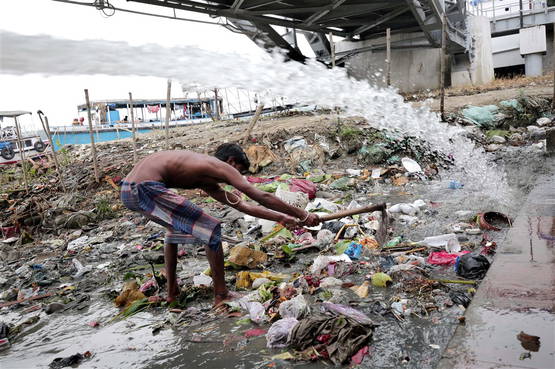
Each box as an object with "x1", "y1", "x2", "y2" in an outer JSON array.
[
  {"x1": 419, "y1": 233, "x2": 461, "y2": 252},
  {"x1": 427, "y1": 251, "x2": 470, "y2": 265},
  {"x1": 344, "y1": 242, "x2": 363, "y2": 260},
  {"x1": 401, "y1": 157, "x2": 422, "y2": 173},
  {"x1": 238, "y1": 300, "x2": 266, "y2": 324},
  {"x1": 455, "y1": 253, "x2": 490, "y2": 279},
  {"x1": 310, "y1": 254, "x2": 352, "y2": 274},
  {"x1": 276, "y1": 186, "x2": 309, "y2": 209},
  {"x1": 279, "y1": 294, "x2": 310, "y2": 319},
  {"x1": 266, "y1": 318, "x2": 298, "y2": 348},
  {"x1": 289, "y1": 179, "x2": 317, "y2": 199},
  {"x1": 322, "y1": 302, "x2": 374, "y2": 325},
  {"x1": 449, "y1": 290, "x2": 472, "y2": 307}
]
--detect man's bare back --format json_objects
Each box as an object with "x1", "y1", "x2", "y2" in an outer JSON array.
[{"x1": 124, "y1": 150, "x2": 235, "y2": 189}]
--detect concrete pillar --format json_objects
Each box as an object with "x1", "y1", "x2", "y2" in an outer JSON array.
[
  {"x1": 520, "y1": 25, "x2": 547, "y2": 76},
  {"x1": 547, "y1": 128, "x2": 555, "y2": 155},
  {"x1": 524, "y1": 53, "x2": 543, "y2": 76}
]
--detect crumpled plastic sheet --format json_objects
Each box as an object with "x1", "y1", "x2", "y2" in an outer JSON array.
[
  {"x1": 279, "y1": 294, "x2": 310, "y2": 319},
  {"x1": 289, "y1": 314, "x2": 374, "y2": 365},
  {"x1": 322, "y1": 302, "x2": 374, "y2": 326},
  {"x1": 238, "y1": 299, "x2": 266, "y2": 324},
  {"x1": 266, "y1": 317, "x2": 298, "y2": 348}
]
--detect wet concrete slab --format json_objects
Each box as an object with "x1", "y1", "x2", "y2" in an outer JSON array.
[{"x1": 437, "y1": 175, "x2": 555, "y2": 369}]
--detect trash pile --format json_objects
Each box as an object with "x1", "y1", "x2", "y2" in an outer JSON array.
[
  {"x1": 449, "y1": 96, "x2": 555, "y2": 152},
  {"x1": 0, "y1": 116, "x2": 512, "y2": 367}
]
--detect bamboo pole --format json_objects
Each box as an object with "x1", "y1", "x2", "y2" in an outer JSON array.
[
  {"x1": 439, "y1": 14, "x2": 447, "y2": 121},
  {"x1": 37, "y1": 110, "x2": 66, "y2": 192},
  {"x1": 165, "y1": 80, "x2": 171, "y2": 149},
  {"x1": 213, "y1": 88, "x2": 220, "y2": 120},
  {"x1": 386, "y1": 28, "x2": 391, "y2": 86},
  {"x1": 329, "y1": 32, "x2": 335, "y2": 68},
  {"x1": 129, "y1": 92, "x2": 138, "y2": 164},
  {"x1": 84, "y1": 89, "x2": 100, "y2": 183},
  {"x1": 242, "y1": 103, "x2": 264, "y2": 144},
  {"x1": 13, "y1": 116, "x2": 29, "y2": 193}
]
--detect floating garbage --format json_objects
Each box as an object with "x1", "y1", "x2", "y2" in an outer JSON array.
[
  {"x1": 266, "y1": 318, "x2": 298, "y2": 348},
  {"x1": 279, "y1": 294, "x2": 310, "y2": 319},
  {"x1": 371, "y1": 272, "x2": 392, "y2": 288},
  {"x1": 455, "y1": 253, "x2": 491, "y2": 279},
  {"x1": 193, "y1": 274, "x2": 213, "y2": 287},
  {"x1": 427, "y1": 251, "x2": 470, "y2": 265},
  {"x1": 477, "y1": 211, "x2": 512, "y2": 231},
  {"x1": 228, "y1": 245, "x2": 268, "y2": 268},
  {"x1": 448, "y1": 180, "x2": 464, "y2": 189},
  {"x1": 401, "y1": 157, "x2": 422, "y2": 173},
  {"x1": 418, "y1": 233, "x2": 460, "y2": 252}
]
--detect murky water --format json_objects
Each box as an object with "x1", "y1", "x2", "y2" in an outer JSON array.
[{"x1": 0, "y1": 30, "x2": 533, "y2": 368}]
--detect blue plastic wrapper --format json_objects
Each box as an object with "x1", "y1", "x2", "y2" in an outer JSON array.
[{"x1": 344, "y1": 242, "x2": 363, "y2": 260}]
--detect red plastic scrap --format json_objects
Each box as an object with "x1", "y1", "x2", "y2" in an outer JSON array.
[
  {"x1": 304, "y1": 275, "x2": 320, "y2": 287},
  {"x1": 289, "y1": 179, "x2": 317, "y2": 199},
  {"x1": 351, "y1": 346, "x2": 369, "y2": 365},
  {"x1": 427, "y1": 251, "x2": 470, "y2": 265},
  {"x1": 246, "y1": 176, "x2": 275, "y2": 184},
  {"x1": 244, "y1": 328, "x2": 267, "y2": 338},
  {"x1": 316, "y1": 334, "x2": 332, "y2": 344}
]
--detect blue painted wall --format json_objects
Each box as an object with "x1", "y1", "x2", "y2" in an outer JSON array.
[{"x1": 51, "y1": 128, "x2": 152, "y2": 151}]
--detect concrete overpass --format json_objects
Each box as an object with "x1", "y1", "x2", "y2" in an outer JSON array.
[
  {"x1": 126, "y1": 0, "x2": 470, "y2": 64},
  {"x1": 491, "y1": 7, "x2": 555, "y2": 35}
]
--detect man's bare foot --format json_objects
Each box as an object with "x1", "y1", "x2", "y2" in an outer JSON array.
[
  {"x1": 213, "y1": 291, "x2": 242, "y2": 309},
  {"x1": 166, "y1": 285, "x2": 181, "y2": 303}
]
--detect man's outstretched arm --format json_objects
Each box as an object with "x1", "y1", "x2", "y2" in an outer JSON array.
[
  {"x1": 206, "y1": 162, "x2": 319, "y2": 226},
  {"x1": 201, "y1": 184, "x2": 299, "y2": 228}
]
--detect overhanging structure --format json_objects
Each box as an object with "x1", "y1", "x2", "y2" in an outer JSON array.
[{"x1": 127, "y1": 0, "x2": 469, "y2": 63}]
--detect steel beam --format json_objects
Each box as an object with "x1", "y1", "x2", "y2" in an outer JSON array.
[
  {"x1": 129, "y1": 0, "x2": 348, "y2": 36},
  {"x1": 405, "y1": 0, "x2": 439, "y2": 46},
  {"x1": 230, "y1": 0, "x2": 245, "y2": 12},
  {"x1": 244, "y1": 0, "x2": 288, "y2": 10},
  {"x1": 304, "y1": 0, "x2": 348, "y2": 26},
  {"x1": 349, "y1": 7, "x2": 410, "y2": 37}
]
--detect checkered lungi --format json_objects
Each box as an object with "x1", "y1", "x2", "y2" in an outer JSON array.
[{"x1": 120, "y1": 181, "x2": 221, "y2": 250}]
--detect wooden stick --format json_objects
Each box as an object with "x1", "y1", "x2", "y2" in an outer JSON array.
[
  {"x1": 432, "y1": 279, "x2": 476, "y2": 285},
  {"x1": 165, "y1": 79, "x2": 171, "y2": 149},
  {"x1": 213, "y1": 88, "x2": 220, "y2": 120},
  {"x1": 84, "y1": 89, "x2": 100, "y2": 183},
  {"x1": 386, "y1": 27, "x2": 391, "y2": 86},
  {"x1": 242, "y1": 103, "x2": 264, "y2": 144},
  {"x1": 37, "y1": 111, "x2": 66, "y2": 192},
  {"x1": 128, "y1": 92, "x2": 138, "y2": 164},
  {"x1": 553, "y1": 22, "x2": 555, "y2": 110},
  {"x1": 329, "y1": 32, "x2": 335, "y2": 68},
  {"x1": 13, "y1": 116, "x2": 29, "y2": 193},
  {"x1": 439, "y1": 14, "x2": 447, "y2": 121},
  {"x1": 319, "y1": 204, "x2": 384, "y2": 222},
  {"x1": 0, "y1": 291, "x2": 55, "y2": 308}
]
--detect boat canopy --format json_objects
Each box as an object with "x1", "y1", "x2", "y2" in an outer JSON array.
[{"x1": 0, "y1": 111, "x2": 32, "y2": 119}]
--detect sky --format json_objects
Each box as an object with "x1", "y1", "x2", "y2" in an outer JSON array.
[{"x1": 0, "y1": 0, "x2": 306, "y2": 127}]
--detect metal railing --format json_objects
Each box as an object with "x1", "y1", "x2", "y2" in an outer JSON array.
[{"x1": 467, "y1": 0, "x2": 549, "y2": 21}]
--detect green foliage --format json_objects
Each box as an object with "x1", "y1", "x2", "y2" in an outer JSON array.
[
  {"x1": 338, "y1": 125, "x2": 362, "y2": 138},
  {"x1": 95, "y1": 196, "x2": 115, "y2": 220}
]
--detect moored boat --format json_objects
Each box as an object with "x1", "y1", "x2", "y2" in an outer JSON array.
[{"x1": 0, "y1": 111, "x2": 51, "y2": 165}]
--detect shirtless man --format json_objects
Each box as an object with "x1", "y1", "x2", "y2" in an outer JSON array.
[{"x1": 121, "y1": 143, "x2": 320, "y2": 306}]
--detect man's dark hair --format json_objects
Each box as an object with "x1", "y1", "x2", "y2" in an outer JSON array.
[{"x1": 214, "y1": 143, "x2": 250, "y2": 169}]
